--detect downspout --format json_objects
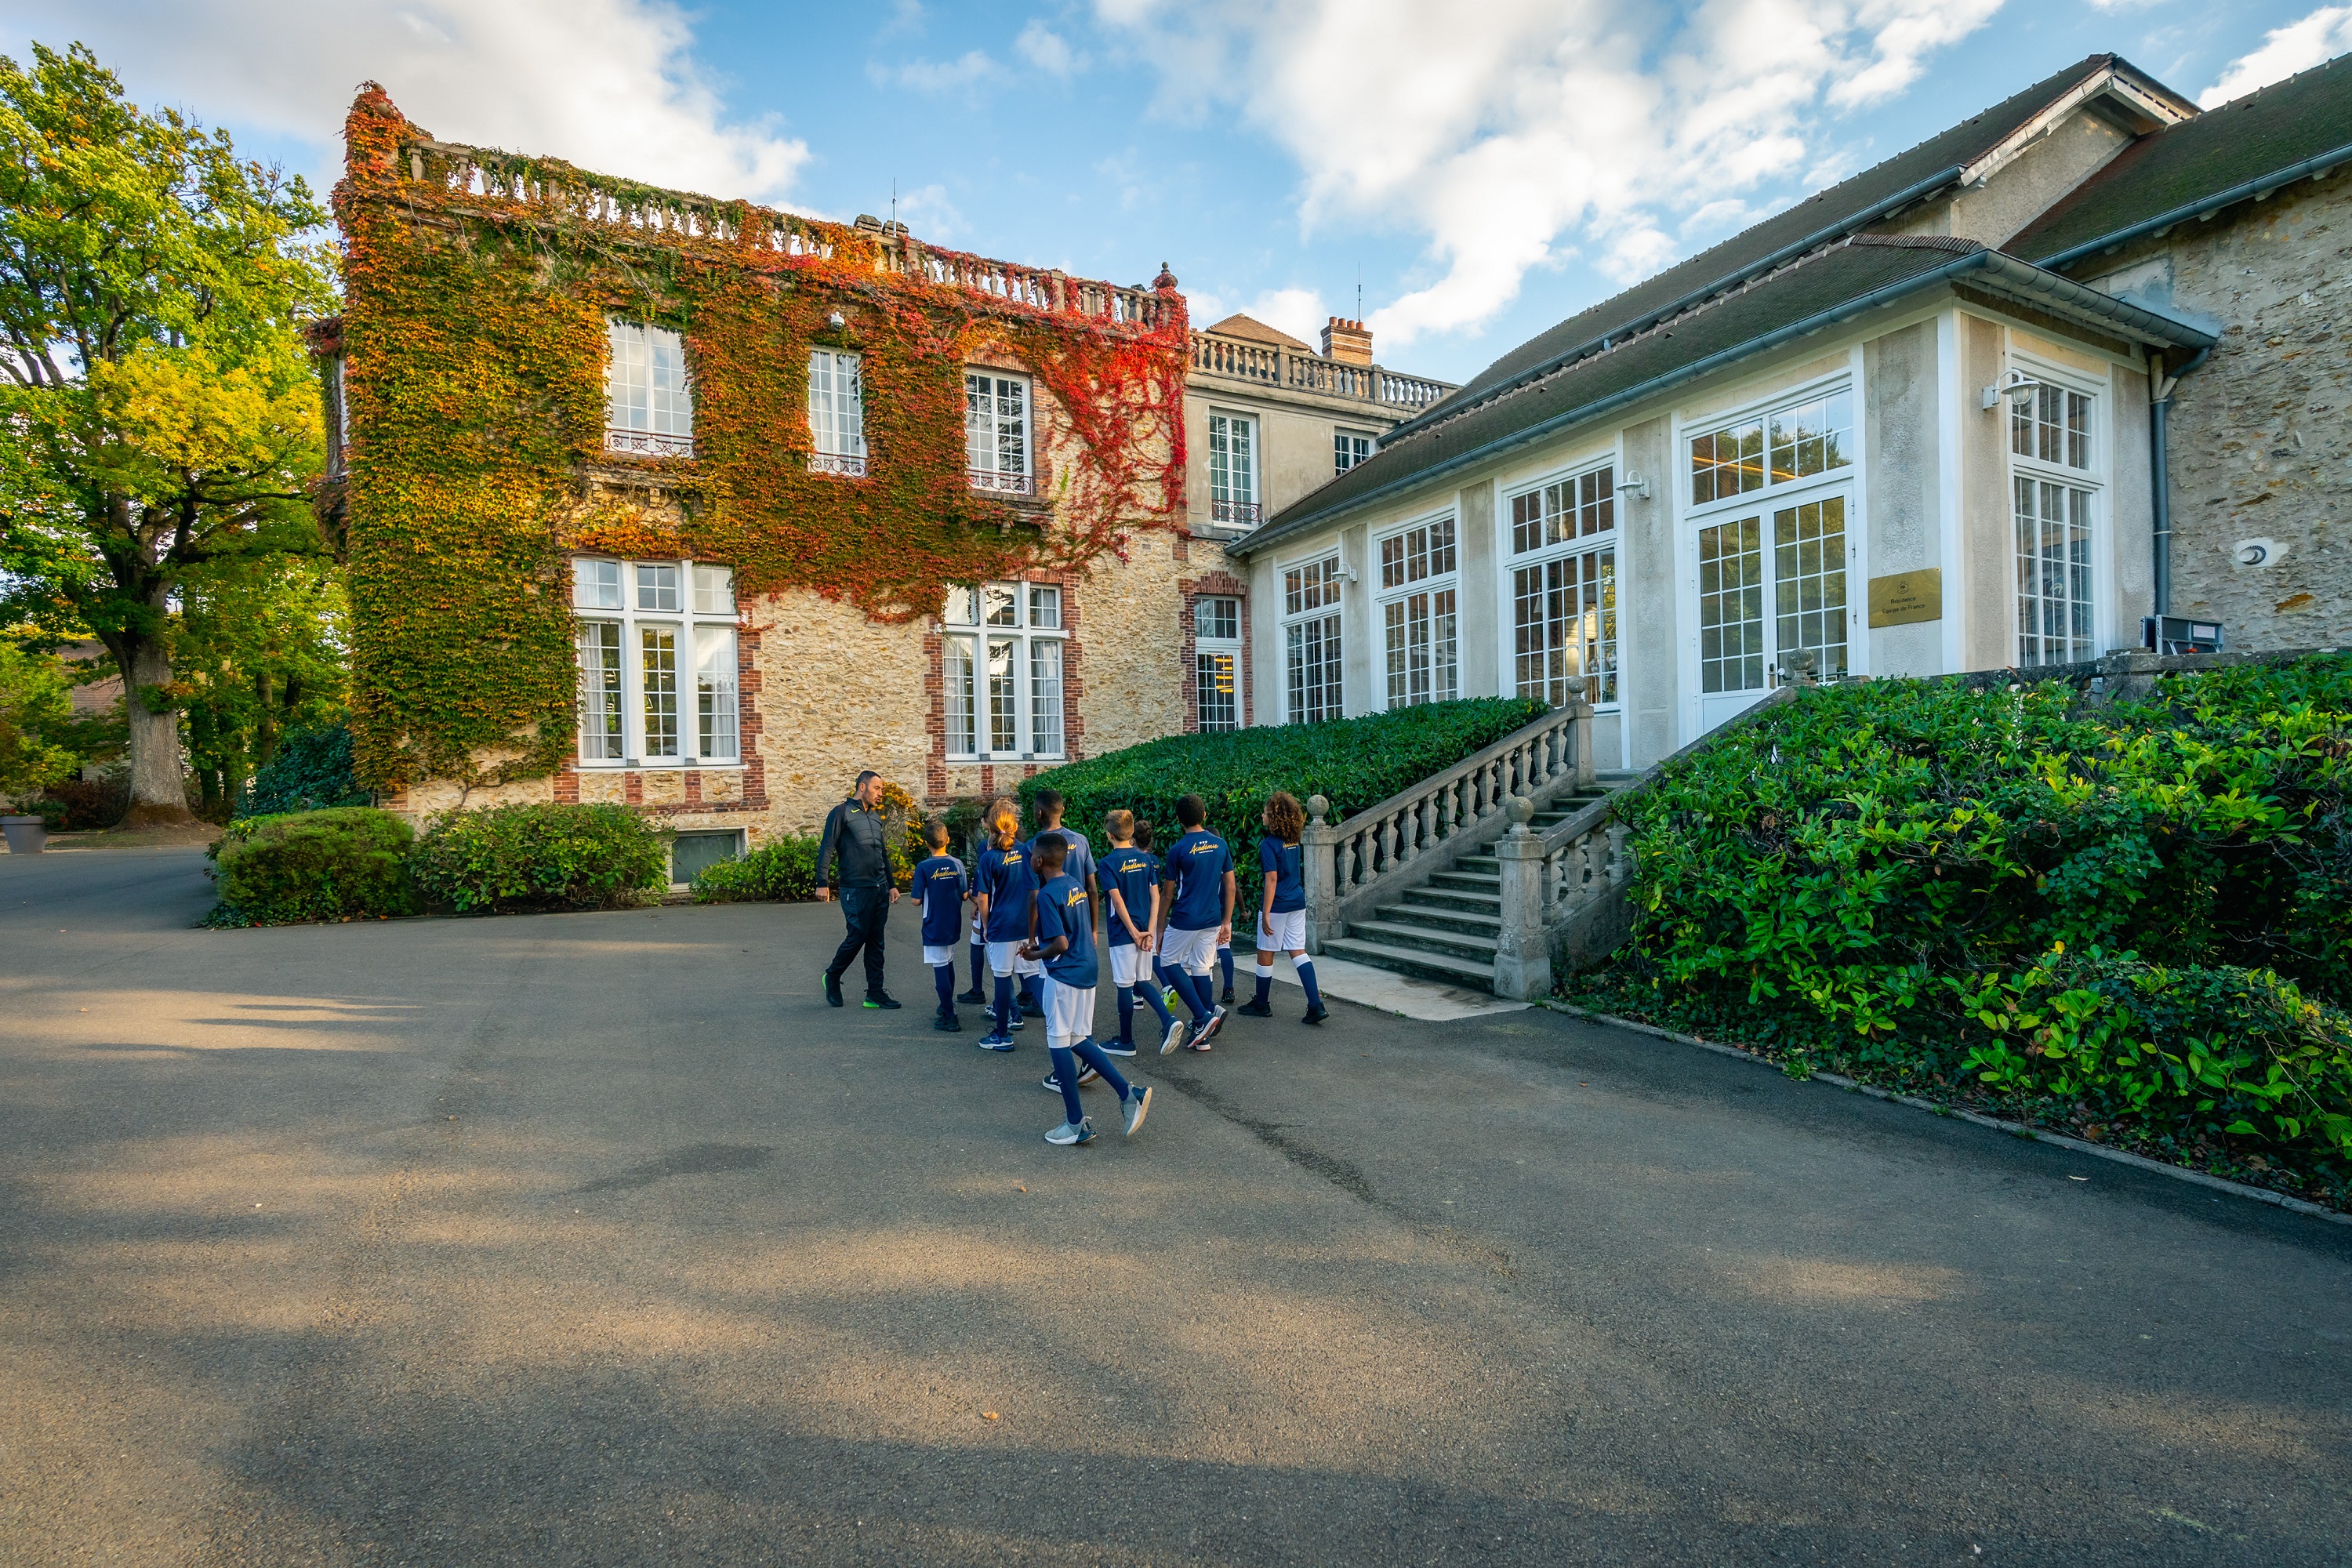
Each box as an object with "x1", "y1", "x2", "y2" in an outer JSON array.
[{"x1": 2148, "y1": 344, "x2": 2212, "y2": 617}]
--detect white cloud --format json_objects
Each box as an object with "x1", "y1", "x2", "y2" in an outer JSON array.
[
  {"x1": 875, "y1": 49, "x2": 1006, "y2": 95},
  {"x1": 7, "y1": 0, "x2": 811, "y2": 205},
  {"x1": 2200, "y1": 5, "x2": 2352, "y2": 107},
  {"x1": 1095, "y1": 0, "x2": 2005, "y2": 347},
  {"x1": 1018, "y1": 20, "x2": 1086, "y2": 76},
  {"x1": 893, "y1": 182, "x2": 967, "y2": 241}
]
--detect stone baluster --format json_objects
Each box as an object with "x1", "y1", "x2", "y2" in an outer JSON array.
[
  {"x1": 1571, "y1": 699, "x2": 1596, "y2": 789},
  {"x1": 1607, "y1": 823, "x2": 1632, "y2": 887},
  {"x1": 1493, "y1": 797, "x2": 1552, "y2": 1001},
  {"x1": 1302, "y1": 794, "x2": 1338, "y2": 956}
]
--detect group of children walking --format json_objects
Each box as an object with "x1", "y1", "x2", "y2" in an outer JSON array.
[{"x1": 907, "y1": 788, "x2": 1331, "y2": 1147}]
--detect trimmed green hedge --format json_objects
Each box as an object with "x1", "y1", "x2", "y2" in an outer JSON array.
[
  {"x1": 208, "y1": 807, "x2": 414, "y2": 924},
  {"x1": 409, "y1": 802, "x2": 667, "y2": 914},
  {"x1": 1020, "y1": 697, "x2": 1547, "y2": 906},
  {"x1": 236, "y1": 720, "x2": 370, "y2": 818},
  {"x1": 1568, "y1": 655, "x2": 2352, "y2": 1208},
  {"x1": 691, "y1": 833, "x2": 820, "y2": 902}
]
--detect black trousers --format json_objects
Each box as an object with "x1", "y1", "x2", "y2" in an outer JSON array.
[{"x1": 827, "y1": 886, "x2": 890, "y2": 996}]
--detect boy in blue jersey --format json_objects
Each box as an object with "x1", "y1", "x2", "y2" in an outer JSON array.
[
  {"x1": 973, "y1": 797, "x2": 1040, "y2": 1051},
  {"x1": 1028, "y1": 789, "x2": 1097, "y2": 933},
  {"x1": 1152, "y1": 793, "x2": 1236, "y2": 1051},
  {"x1": 1022, "y1": 832, "x2": 1151, "y2": 1145},
  {"x1": 913, "y1": 820, "x2": 971, "y2": 1032},
  {"x1": 1098, "y1": 809, "x2": 1182, "y2": 1055},
  {"x1": 1236, "y1": 790, "x2": 1328, "y2": 1024}
]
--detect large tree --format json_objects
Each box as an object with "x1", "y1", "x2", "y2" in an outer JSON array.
[{"x1": 0, "y1": 42, "x2": 333, "y2": 824}]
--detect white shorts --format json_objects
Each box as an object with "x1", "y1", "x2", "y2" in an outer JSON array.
[
  {"x1": 922, "y1": 944, "x2": 957, "y2": 967},
  {"x1": 1109, "y1": 944, "x2": 1149, "y2": 987},
  {"x1": 987, "y1": 940, "x2": 1043, "y2": 978},
  {"x1": 1254, "y1": 908, "x2": 1307, "y2": 953},
  {"x1": 1162, "y1": 925, "x2": 1220, "y2": 978},
  {"x1": 1041, "y1": 978, "x2": 1097, "y2": 1047}
]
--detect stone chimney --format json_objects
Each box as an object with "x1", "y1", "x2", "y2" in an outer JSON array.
[{"x1": 1322, "y1": 316, "x2": 1373, "y2": 365}]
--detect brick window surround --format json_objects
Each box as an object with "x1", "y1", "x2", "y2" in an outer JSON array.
[
  {"x1": 550, "y1": 624, "x2": 768, "y2": 818},
  {"x1": 1179, "y1": 572, "x2": 1251, "y2": 734},
  {"x1": 926, "y1": 572, "x2": 1085, "y2": 803}
]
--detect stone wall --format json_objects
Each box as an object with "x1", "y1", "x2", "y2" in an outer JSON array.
[{"x1": 2085, "y1": 174, "x2": 2352, "y2": 648}]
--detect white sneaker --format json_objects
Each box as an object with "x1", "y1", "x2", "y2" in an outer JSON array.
[
  {"x1": 1044, "y1": 1117, "x2": 1095, "y2": 1146},
  {"x1": 1160, "y1": 1017, "x2": 1188, "y2": 1055},
  {"x1": 1122, "y1": 1086, "x2": 1152, "y2": 1137}
]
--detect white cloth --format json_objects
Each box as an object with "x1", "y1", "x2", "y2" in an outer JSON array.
[
  {"x1": 1109, "y1": 945, "x2": 1149, "y2": 987},
  {"x1": 987, "y1": 939, "x2": 1042, "y2": 978},
  {"x1": 1254, "y1": 908, "x2": 1307, "y2": 953},
  {"x1": 1162, "y1": 924, "x2": 1220, "y2": 977},
  {"x1": 1042, "y1": 977, "x2": 1096, "y2": 1047},
  {"x1": 922, "y1": 944, "x2": 957, "y2": 967}
]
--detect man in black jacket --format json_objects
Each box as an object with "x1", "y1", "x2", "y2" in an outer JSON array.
[{"x1": 817, "y1": 771, "x2": 902, "y2": 1009}]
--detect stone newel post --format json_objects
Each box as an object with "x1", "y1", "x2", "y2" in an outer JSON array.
[
  {"x1": 1492, "y1": 795, "x2": 1552, "y2": 1001},
  {"x1": 1572, "y1": 688, "x2": 1598, "y2": 789},
  {"x1": 1301, "y1": 793, "x2": 1338, "y2": 956}
]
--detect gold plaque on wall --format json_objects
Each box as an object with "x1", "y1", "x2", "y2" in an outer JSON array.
[{"x1": 1868, "y1": 568, "x2": 1943, "y2": 628}]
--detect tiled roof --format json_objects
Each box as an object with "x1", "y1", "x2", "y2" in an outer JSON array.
[
  {"x1": 1200, "y1": 313, "x2": 1315, "y2": 352},
  {"x1": 2013, "y1": 53, "x2": 2352, "y2": 267}
]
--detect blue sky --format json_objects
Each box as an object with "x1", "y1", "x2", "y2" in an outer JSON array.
[{"x1": 10, "y1": 1, "x2": 2347, "y2": 384}]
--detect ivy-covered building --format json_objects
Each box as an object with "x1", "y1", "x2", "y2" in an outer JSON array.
[
  {"x1": 1222, "y1": 53, "x2": 2352, "y2": 768},
  {"x1": 324, "y1": 86, "x2": 1243, "y2": 864}
]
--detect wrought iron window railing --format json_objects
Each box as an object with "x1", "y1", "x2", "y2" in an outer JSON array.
[{"x1": 604, "y1": 427, "x2": 694, "y2": 458}]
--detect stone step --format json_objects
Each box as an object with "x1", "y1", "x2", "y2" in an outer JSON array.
[
  {"x1": 1405, "y1": 886, "x2": 1501, "y2": 915},
  {"x1": 1428, "y1": 868, "x2": 1500, "y2": 893},
  {"x1": 1376, "y1": 901, "x2": 1500, "y2": 938},
  {"x1": 1320, "y1": 935, "x2": 1496, "y2": 990},
  {"x1": 1344, "y1": 918, "x2": 1499, "y2": 964}
]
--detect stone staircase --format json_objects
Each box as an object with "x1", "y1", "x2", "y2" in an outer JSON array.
[{"x1": 1321, "y1": 783, "x2": 1621, "y2": 989}]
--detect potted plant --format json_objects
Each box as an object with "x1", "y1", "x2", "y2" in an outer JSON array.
[{"x1": 2, "y1": 812, "x2": 45, "y2": 855}]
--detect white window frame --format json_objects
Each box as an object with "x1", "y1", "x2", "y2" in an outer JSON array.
[
  {"x1": 1374, "y1": 513, "x2": 1460, "y2": 710},
  {"x1": 2005, "y1": 352, "x2": 2105, "y2": 668},
  {"x1": 1681, "y1": 372, "x2": 1863, "y2": 735},
  {"x1": 604, "y1": 320, "x2": 694, "y2": 457},
  {"x1": 942, "y1": 581, "x2": 1068, "y2": 761},
  {"x1": 1210, "y1": 411, "x2": 1260, "y2": 526},
  {"x1": 1503, "y1": 460, "x2": 1619, "y2": 710},
  {"x1": 1334, "y1": 428, "x2": 1374, "y2": 476},
  {"x1": 1194, "y1": 593, "x2": 1243, "y2": 733},
  {"x1": 808, "y1": 348, "x2": 867, "y2": 477},
  {"x1": 572, "y1": 557, "x2": 742, "y2": 768},
  {"x1": 965, "y1": 370, "x2": 1034, "y2": 495},
  {"x1": 1280, "y1": 550, "x2": 1346, "y2": 724}
]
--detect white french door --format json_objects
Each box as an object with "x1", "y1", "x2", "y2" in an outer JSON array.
[{"x1": 1695, "y1": 492, "x2": 1851, "y2": 734}]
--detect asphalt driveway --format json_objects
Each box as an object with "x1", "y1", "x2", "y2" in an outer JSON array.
[{"x1": 3, "y1": 848, "x2": 2348, "y2": 1565}]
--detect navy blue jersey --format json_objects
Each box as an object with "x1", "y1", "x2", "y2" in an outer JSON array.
[
  {"x1": 1258, "y1": 835, "x2": 1305, "y2": 913},
  {"x1": 1029, "y1": 826, "x2": 1094, "y2": 891},
  {"x1": 1035, "y1": 872, "x2": 1098, "y2": 989},
  {"x1": 1098, "y1": 845, "x2": 1158, "y2": 947},
  {"x1": 915, "y1": 853, "x2": 967, "y2": 946},
  {"x1": 1163, "y1": 829, "x2": 1232, "y2": 931},
  {"x1": 977, "y1": 842, "x2": 1036, "y2": 943}
]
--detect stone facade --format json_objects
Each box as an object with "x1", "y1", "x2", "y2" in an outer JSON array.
[{"x1": 2082, "y1": 175, "x2": 2352, "y2": 646}]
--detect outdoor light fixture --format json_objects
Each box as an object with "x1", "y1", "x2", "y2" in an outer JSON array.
[
  {"x1": 827, "y1": 310, "x2": 846, "y2": 328},
  {"x1": 1981, "y1": 368, "x2": 2050, "y2": 412},
  {"x1": 1615, "y1": 469, "x2": 1653, "y2": 500}
]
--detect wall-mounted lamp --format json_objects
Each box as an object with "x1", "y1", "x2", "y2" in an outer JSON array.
[
  {"x1": 827, "y1": 310, "x2": 847, "y2": 328},
  {"x1": 1615, "y1": 470, "x2": 1652, "y2": 501},
  {"x1": 1980, "y1": 368, "x2": 2049, "y2": 412}
]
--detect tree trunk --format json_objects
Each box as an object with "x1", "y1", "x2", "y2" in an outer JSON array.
[{"x1": 119, "y1": 632, "x2": 196, "y2": 828}]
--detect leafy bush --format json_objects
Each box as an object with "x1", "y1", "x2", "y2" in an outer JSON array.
[
  {"x1": 1022, "y1": 697, "x2": 1547, "y2": 903},
  {"x1": 237, "y1": 720, "x2": 370, "y2": 818},
  {"x1": 208, "y1": 806, "x2": 414, "y2": 924},
  {"x1": 34, "y1": 774, "x2": 128, "y2": 830},
  {"x1": 1570, "y1": 655, "x2": 2352, "y2": 1207},
  {"x1": 409, "y1": 802, "x2": 666, "y2": 914},
  {"x1": 692, "y1": 833, "x2": 820, "y2": 902}
]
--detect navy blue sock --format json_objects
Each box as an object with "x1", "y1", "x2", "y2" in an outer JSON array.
[
  {"x1": 1048, "y1": 1047, "x2": 1085, "y2": 1125},
  {"x1": 1218, "y1": 946, "x2": 1234, "y2": 992},
  {"x1": 1072, "y1": 1038, "x2": 1131, "y2": 1101},
  {"x1": 1115, "y1": 985, "x2": 1135, "y2": 1044},
  {"x1": 993, "y1": 975, "x2": 1014, "y2": 1033},
  {"x1": 1252, "y1": 966, "x2": 1272, "y2": 1007},
  {"x1": 969, "y1": 942, "x2": 986, "y2": 991},
  {"x1": 1296, "y1": 958, "x2": 1324, "y2": 1011},
  {"x1": 1021, "y1": 975, "x2": 1044, "y2": 1018},
  {"x1": 1135, "y1": 978, "x2": 1174, "y2": 1029},
  {"x1": 933, "y1": 964, "x2": 956, "y2": 1015},
  {"x1": 1173, "y1": 969, "x2": 1212, "y2": 1024}
]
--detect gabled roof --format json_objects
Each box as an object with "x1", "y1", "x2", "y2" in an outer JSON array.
[
  {"x1": 1228, "y1": 238, "x2": 2212, "y2": 558},
  {"x1": 1382, "y1": 54, "x2": 2190, "y2": 445},
  {"x1": 1202, "y1": 313, "x2": 1315, "y2": 352},
  {"x1": 2013, "y1": 53, "x2": 2352, "y2": 270}
]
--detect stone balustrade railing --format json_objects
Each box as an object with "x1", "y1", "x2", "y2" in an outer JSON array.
[
  {"x1": 1301, "y1": 701, "x2": 1593, "y2": 953},
  {"x1": 1188, "y1": 329, "x2": 1457, "y2": 413},
  {"x1": 395, "y1": 139, "x2": 1168, "y2": 331}
]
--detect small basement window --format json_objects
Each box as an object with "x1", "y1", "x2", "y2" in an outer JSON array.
[{"x1": 670, "y1": 829, "x2": 746, "y2": 887}]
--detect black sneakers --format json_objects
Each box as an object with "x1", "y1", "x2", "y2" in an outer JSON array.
[
  {"x1": 1302, "y1": 1004, "x2": 1329, "y2": 1025},
  {"x1": 864, "y1": 993, "x2": 902, "y2": 1011},
  {"x1": 934, "y1": 1012, "x2": 962, "y2": 1032},
  {"x1": 824, "y1": 971, "x2": 844, "y2": 1007}
]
